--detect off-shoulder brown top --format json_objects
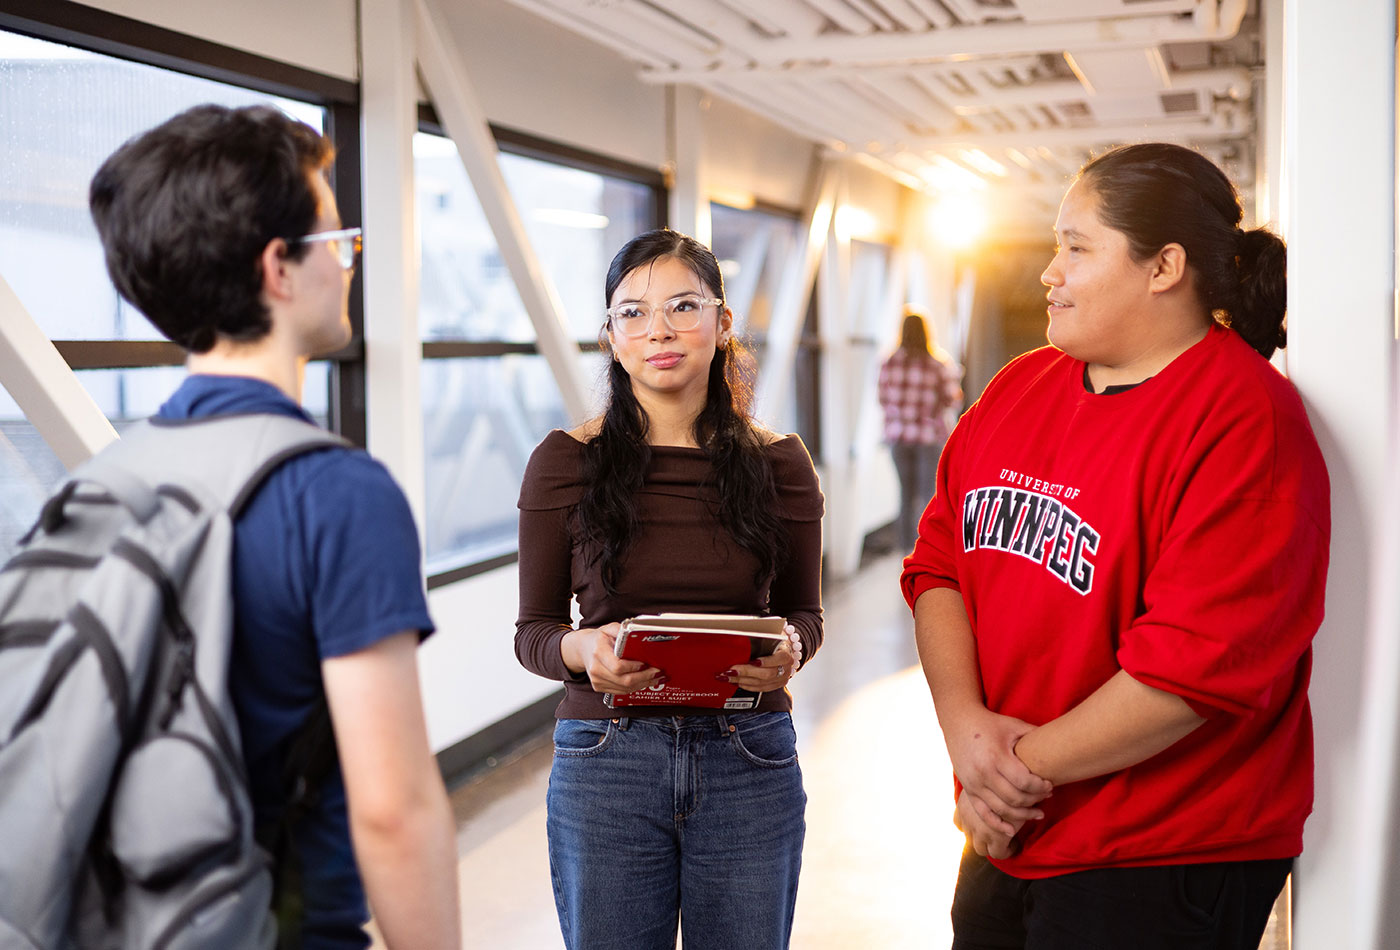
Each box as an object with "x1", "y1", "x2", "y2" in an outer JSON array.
[{"x1": 515, "y1": 429, "x2": 825, "y2": 719}]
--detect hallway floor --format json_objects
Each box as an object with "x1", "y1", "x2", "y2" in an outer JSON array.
[{"x1": 437, "y1": 552, "x2": 1288, "y2": 948}]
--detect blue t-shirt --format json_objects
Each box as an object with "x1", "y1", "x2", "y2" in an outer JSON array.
[{"x1": 157, "y1": 375, "x2": 435, "y2": 949}]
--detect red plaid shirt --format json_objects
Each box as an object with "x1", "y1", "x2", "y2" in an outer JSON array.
[{"x1": 877, "y1": 349, "x2": 961, "y2": 445}]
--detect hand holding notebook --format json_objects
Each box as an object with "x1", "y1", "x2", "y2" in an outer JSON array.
[{"x1": 604, "y1": 613, "x2": 789, "y2": 710}]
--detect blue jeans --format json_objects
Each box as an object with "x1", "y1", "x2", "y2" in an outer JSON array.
[{"x1": 547, "y1": 712, "x2": 806, "y2": 950}]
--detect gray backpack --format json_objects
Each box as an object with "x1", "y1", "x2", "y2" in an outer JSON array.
[{"x1": 0, "y1": 413, "x2": 347, "y2": 950}]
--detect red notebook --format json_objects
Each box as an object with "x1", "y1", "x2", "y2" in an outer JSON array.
[{"x1": 604, "y1": 613, "x2": 787, "y2": 710}]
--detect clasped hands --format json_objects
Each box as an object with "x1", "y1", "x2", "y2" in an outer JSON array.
[
  {"x1": 568, "y1": 623, "x2": 802, "y2": 695},
  {"x1": 947, "y1": 706, "x2": 1053, "y2": 860}
]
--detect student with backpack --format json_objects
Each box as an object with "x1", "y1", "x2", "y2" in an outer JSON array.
[{"x1": 0, "y1": 104, "x2": 460, "y2": 949}]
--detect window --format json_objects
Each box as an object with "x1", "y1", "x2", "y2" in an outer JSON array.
[
  {"x1": 848, "y1": 239, "x2": 893, "y2": 340},
  {"x1": 0, "y1": 395, "x2": 63, "y2": 555},
  {"x1": 710, "y1": 201, "x2": 813, "y2": 442},
  {"x1": 415, "y1": 122, "x2": 662, "y2": 579},
  {"x1": 420, "y1": 354, "x2": 577, "y2": 573},
  {"x1": 0, "y1": 32, "x2": 327, "y2": 344},
  {"x1": 848, "y1": 239, "x2": 896, "y2": 454},
  {"x1": 710, "y1": 202, "x2": 803, "y2": 340},
  {"x1": 0, "y1": 17, "x2": 359, "y2": 558}
]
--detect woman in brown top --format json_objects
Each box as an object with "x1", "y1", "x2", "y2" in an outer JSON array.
[{"x1": 516, "y1": 228, "x2": 823, "y2": 950}]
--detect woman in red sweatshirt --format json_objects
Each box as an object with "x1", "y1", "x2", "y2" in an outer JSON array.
[{"x1": 901, "y1": 143, "x2": 1329, "y2": 949}]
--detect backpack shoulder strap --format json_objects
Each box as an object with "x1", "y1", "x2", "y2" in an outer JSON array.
[{"x1": 75, "y1": 415, "x2": 351, "y2": 518}]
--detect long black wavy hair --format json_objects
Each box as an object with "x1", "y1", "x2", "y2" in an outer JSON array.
[
  {"x1": 1078, "y1": 143, "x2": 1287, "y2": 359},
  {"x1": 576, "y1": 228, "x2": 785, "y2": 594}
]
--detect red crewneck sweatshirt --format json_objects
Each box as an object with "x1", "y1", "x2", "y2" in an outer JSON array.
[{"x1": 902, "y1": 324, "x2": 1330, "y2": 878}]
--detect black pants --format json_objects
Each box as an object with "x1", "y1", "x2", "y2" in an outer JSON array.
[
  {"x1": 951, "y1": 848, "x2": 1291, "y2": 950},
  {"x1": 891, "y1": 440, "x2": 941, "y2": 552}
]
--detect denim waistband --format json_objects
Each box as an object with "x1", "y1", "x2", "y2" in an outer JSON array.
[{"x1": 610, "y1": 711, "x2": 783, "y2": 735}]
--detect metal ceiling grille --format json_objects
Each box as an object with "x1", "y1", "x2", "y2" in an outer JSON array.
[{"x1": 507, "y1": 0, "x2": 1260, "y2": 220}]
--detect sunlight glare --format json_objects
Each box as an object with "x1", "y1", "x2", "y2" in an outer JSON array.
[
  {"x1": 835, "y1": 205, "x2": 879, "y2": 241},
  {"x1": 929, "y1": 192, "x2": 987, "y2": 250}
]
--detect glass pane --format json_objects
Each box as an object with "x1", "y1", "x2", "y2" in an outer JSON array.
[
  {"x1": 710, "y1": 203, "x2": 803, "y2": 339},
  {"x1": 303, "y1": 361, "x2": 331, "y2": 428},
  {"x1": 0, "y1": 368, "x2": 178, "y2": 562},
  {"x1": 758, "y1": 350, "x2": 802, "y2": 438},
  {"x1": 415, "y1": 132, "x2": 655, "y2": 342},
  {"x1": 74, "y1": 366, "x2": 189, "y2": 424},
  {"x1": 711, "y1": 203, "x2": 807, "y2": 436},
  {"x1": 416, "y1": 134, "x2": 532, "y2": 342},
  {"x1": 501, "y1": 151, "x2": 653, "y2": 340},
  {"x1": 846, "y1": 241, "x2": 893, "y2": 457},
  {"x1": 0, "y1": 361, "x2": 333, "y2": 561},
  {"x1": 576, "y1": 351, "x2": 611, "y2": 406},
  {"x1": 0, "y1": 395, "x2": 65, "y2": 561},
  {"x1": 0, "y1": 29, "x2": 324, "y2": 342},
  {"x1": 71, "y1": 365, "x2": 330, "y2": 427},
  {"x1": 849, "y1": 239, "x2": 893, "y2": 337},
  {"x1": 421, "y1": 355, "x2": 573, "y2": 573}
]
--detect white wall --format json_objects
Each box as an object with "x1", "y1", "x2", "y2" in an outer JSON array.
[
  {"x1": 700, "y1": 95, "x2": 821, "y2": 211},
  {"x1": 434, "y1": 0, "x2": 667, "y2": 170},
  {"x1": 420, "y1": 565, "x2": 560, "y2": 750},
  {"x1": 1284, "y1": 1, "x2": 1398, "y2": 947},
  {"x1": 844, "y1": 161, "x2": 905, "y2": 245},
  {"x1": 79, "y1": 0, "x2": 357, "y2": 81}
]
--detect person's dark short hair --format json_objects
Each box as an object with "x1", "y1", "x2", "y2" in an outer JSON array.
[{"x1": 89, "y1": 104, "x2": 334, "y2": 353}]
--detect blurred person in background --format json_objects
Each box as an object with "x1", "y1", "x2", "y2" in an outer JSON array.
[{"x1": 878, "y1": 307, "x2": 963, "y2": 553}]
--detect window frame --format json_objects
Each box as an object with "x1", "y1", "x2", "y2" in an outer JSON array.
[
  {"x1": 0, "y1": 0, "x2": 367, "y2": 443},
  {"x1": 415, "y1": 105, "x2": 666, "y2": 586}
]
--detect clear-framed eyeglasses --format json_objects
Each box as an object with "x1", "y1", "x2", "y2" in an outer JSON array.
[
  {"x1": 606, "y1": 294, "x2": 723, "y2": 338},
  {"x1": 292, "y1": 227, "x2": 363, "y2": 271}
]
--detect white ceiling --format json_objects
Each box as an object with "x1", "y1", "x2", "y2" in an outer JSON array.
[{"x1": 504, "y1": 0, "x2": 1261, "y2": 229}]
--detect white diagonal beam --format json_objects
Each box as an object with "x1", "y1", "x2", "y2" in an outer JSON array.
[
  {"x1": 724, "y1": 224, "x2": 772, "y2": 326},
  {"x1": 754, "y1": 154, "x2": 837, "y2": 426},
  {"x1": 0, "y1": 273, "x2": 117, "y2": 469},
  {"x1": 415, "y1": 0, "x2": 591, "y2": 423}
]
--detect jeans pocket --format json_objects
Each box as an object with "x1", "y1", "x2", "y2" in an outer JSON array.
[
  {"x1": 553, "y1": 718, "x2": 616, "y2": 758},
  {"x1": 728, "y1": 712, "x2": 799, "y2": 768}
]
